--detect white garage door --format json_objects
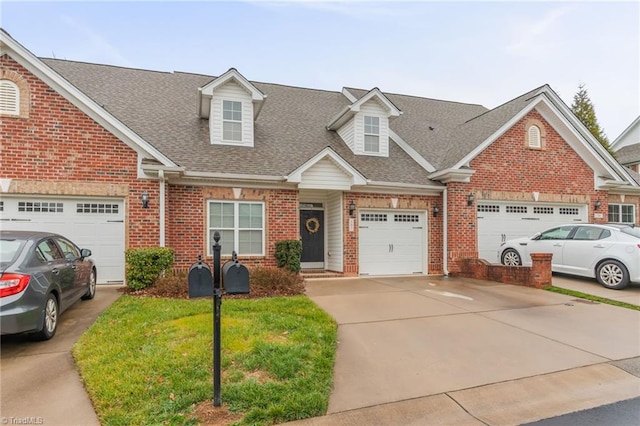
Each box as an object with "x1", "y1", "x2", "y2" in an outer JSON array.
[
  {"x1": 477, "y1": 201, "x2": 587, "y2": 263},
  {"x1": 0, "y1": 196, "x2": 125, "y2": 283},
  {"x1": 359, "y1": 210, "x2": 426, "y2": 276}
]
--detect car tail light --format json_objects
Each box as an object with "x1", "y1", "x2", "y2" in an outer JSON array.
[{"x1": 0, "y1": 274, "x2": 31, "y2": 297}]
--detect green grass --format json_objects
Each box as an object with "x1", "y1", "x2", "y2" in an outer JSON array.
[
  {"x1": 545, "y1": 286, "x2": 640, "y2": 311},
  {"x1": 73, "y1": 295, "x2": 337, "y2": 425}
]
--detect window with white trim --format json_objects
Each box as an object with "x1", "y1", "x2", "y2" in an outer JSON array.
[
  {"x1": 208, "y1": 201, "x2": 264, "y2": 256},
  {"x1": 608, "y1": 204, "x2": 635, "y2": 224},
  {"x1": 0, "y1": 80, "x2": 19, "y2": 115},
  {"x1": 528, "y1": 125, "x2": 541, "y2": 148},
  {"x1": 364, "y1": 116, "x2": 380, "y2": 153},
  {"x1": 222, "y1": 100, "x2": 242, "y2": 142}
]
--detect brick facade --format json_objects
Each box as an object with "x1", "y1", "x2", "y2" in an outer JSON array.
[
  {"x1": 2, "y1": 52, "x2": 637, "y2": 282},
  {"x1": 446, "y1": 111, "x2": 607, "y2": 271}
]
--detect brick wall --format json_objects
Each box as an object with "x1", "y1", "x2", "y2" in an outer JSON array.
[
  {"x1": 168, "y1": 186, "x2": 300, "y2": 270},
  {"x1": 345, "y1": 192, "x2": 443, "y2": 276},
  {"x1": 0, "y1": 55, "x2": 159, "y2": 249},
  {"x1": 447, "y1": 110, "x2": 604, "y2": 271}
]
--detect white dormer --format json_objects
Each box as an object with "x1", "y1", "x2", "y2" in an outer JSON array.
[
  {"x1": 327, "y1": 88, "x2": 401, "y2": 157},
  {"x1": 198, "y1": 68, "x2": 266, "y2": 147}
]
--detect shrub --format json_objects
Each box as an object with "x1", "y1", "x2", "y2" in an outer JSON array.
[
  {"x1": 125, "y1": 247, "x2": 174, "y2": 290},
  {"x1": 274, "y1": 240, "x2": 302, "y2": 272},
  {"x1": 247, "y1": 266, "x2": 305, "y2": 298}
]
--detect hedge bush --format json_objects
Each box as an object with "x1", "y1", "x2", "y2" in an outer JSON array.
[
  {"x1": 125, "y1": 247, "x2": 175, "y2": 290},
  {"x1": 274, "y1": 240, "x2": 302, "y2": 272}
]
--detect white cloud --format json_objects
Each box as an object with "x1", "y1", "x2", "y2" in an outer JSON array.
[
  {"x1": 58, "y1": 14, "x2": 135, "y2": 67},
  {"x1": 505, "y1": 5, "x2": 574, "y2": 57}
]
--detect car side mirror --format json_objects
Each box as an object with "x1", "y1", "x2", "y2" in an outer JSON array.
[{"x1": 80, "y1": 248, "x2": 92, "y2": 258}]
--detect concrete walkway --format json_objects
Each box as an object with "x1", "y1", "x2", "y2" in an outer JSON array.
[
  {"x1": 0, "y1": 285, "x2": 123, "y2": 426},
  {"x1": 286, "y1": 275, "x2": 640, "y2": 425}
]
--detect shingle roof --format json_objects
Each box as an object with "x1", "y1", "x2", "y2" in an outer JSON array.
[
  {"x1": 615, "y1": 143, "x2": 640, "y2": 165},
  {"x1": 41, "y1": 58, "x2": 534, "y2": 185}
]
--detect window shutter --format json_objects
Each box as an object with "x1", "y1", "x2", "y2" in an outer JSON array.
[
  {"x1": 528, "y1": 125, "x2": 541, "y2": 148},
  {"x1": 0, "y1": 80, "x2": 19, "y2": 115}
]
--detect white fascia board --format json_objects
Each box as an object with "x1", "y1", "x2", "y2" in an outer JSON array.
[
  {"x1": 428, "y1": 168, "x2": 475, "y2": 183},
  {"x1": 452, "y1": 100, "x2": 541, "y2": 169},
  {"x1": 326, "y1": 105, "x2": 353, "y2": 130},
  {"x1": 389, "y1": 129, "x2": 436, "y2": 173},
  {"x1": 286, "y1": 147, "x2": 367, "y2": 185},
  {"x1": 535, "y1": 94, "x2": 638, "y2": 187},
  {"x1": 353, "y1": 88, "x2": 402, "y2": 117},
  {"x1": 611, "y1": 116, "x2": 640, "y2": 148},
  {"x1": 198, "y1": 68, "x2": 266, "y2": 119},
  {"x1": 355, "y1": 180, "x2": 444, "y2": 196},
  {"x1": 341, "y1": 88, "x2": 358, "y2": 102},
  {"x1": 328, "y1": 88, "x2": 402, "y2": 130},
  {"x1": 451, "y1": 92, "x2": 637, "y2": 188},
  {"x1": 0, "y1": 31, "x2": 176, "y2": 168}
]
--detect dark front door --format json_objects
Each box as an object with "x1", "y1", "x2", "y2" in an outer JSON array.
[{"x1": 300, "y1": 210, "x2": 324, "y2": 267}]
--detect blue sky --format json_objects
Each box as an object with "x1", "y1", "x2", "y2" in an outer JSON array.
[{"x1": 2, "y1": 1, "x2": 639, "y2": 138}]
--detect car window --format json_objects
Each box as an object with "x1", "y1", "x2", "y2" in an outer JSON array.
[
  {"x1": 55, "y1": 237, "x2": 81, "y2": 260},
  {"x1": 0, "y1": 239, "x2": 24, "y2": 264},
  {"x1": 620, "y1": 227, "x2": 640, "y2": 239},
  {"x1": 572, "y1": 226, "x2": 608, "y2": 241},
  {"x1": 37, "y1": 239, "x2": 63, "y2": 262},
  {"x1": 537, "y1": 226, "x2": 574, "y2": 240}
]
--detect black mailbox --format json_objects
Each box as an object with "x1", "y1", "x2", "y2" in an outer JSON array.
[
  {"x1": 222, "y1": 254, "x2": 250, "y2": 295},
  {"x1": 188, "y1": 256, "x2": 214, "y2": 298}
]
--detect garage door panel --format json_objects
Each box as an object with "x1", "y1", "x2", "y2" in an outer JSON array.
[
  {"x1": 0, "y1": 197, "x2": 125, "y2": 283},
  {"x1": 359, "y1": 211, "x2": 425, "y2": 276},
  {"x1": 477, "y1": 202, "x2": 586, "y2": 263}
]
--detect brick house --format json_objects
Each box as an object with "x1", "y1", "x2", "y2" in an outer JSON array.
[{"x1": 2, "y1": 29, "x2": 639, "y2": 283}]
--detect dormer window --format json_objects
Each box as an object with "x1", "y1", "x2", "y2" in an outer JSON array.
[
  {"x1": 364, "y1": 116, "x2": 380, "y2": 153},
  {"x1": 223, "y1": 100, "x2": 242, "y2": 142},
  {"x1": 197, "y1": 68, "x2": 266, "y2": 148},
  {"x1": 327, "y1": 87, "x2": 401, "y2": 158}
]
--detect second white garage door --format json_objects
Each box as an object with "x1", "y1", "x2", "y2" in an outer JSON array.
[
  {"x1": 477, "y1": 201, "x2": 587, "y2": 263},
  {"x1": 358, "y1": 210, "x2": 426, "y2": 276},
  {"x1": 0, "y1": 196, "x2": 125, "y2": 283}
]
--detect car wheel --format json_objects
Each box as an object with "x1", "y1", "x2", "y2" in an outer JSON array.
[
  {"x1": 33, "y1": 293, "x2": 58, "y2": 340},
  {"x1": 596, "y1": 260, "x2": 629, "y2": 290},
  {"x1": 82, "y1": 269, "x2": 97, "y2": 300},
  {"x1": 501, "y1": 249, "x2": 522, "y2": 266}
]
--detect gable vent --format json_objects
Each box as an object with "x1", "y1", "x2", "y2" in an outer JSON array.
[{"x1": 0, "y1": 80, "x2": 19, "y2": 115}]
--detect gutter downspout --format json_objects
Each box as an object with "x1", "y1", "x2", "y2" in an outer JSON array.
[
  {"x1": 443, "y1": 187, "x2": 449, "y2": 275},
  {"x1": 159, "y1": 170, "x2": 166, "y2": 247}
]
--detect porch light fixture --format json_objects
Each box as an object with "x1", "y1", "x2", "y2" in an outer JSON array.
[
  {"x1": 594, "y1": 199, "x2": 602, "y2": 210},
  {"x1": 141, "y1": 191, "x2": 150, "y2": 209},
  {"x1": 433, "y1": 205, "x2": 440, "y2": 217},
  {"x1": 467, "y1": 193, "x2": 475, "y2": 206},
  {"x1": 348, "y1": 201, "x2": 356, "y2": 217}
]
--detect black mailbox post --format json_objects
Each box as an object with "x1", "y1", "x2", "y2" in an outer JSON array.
[{"x1": 188, "y1": 231, "x2": 250, "y2": 407}]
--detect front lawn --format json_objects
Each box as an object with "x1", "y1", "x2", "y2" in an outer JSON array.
[{"x1": 73, "y1": 295, "x2": 337, "y2": 425}]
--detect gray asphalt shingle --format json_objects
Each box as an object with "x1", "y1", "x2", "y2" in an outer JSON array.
[{"x1": 41, "y1": 58, "x2": 541, "y2": 185}]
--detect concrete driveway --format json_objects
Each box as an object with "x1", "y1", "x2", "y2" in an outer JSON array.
[
  {"x1": 289, "y1": 275, "x2": 640, "y2": 425},
  {"x1": 1, "y1": 285, "x2": 122, "y2": 426}
]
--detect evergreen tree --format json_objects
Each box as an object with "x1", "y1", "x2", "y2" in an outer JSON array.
[{"x1": 570, "y1": 83, "x2": 615, "y2": 156}]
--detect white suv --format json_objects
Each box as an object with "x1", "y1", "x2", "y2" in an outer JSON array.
[{"x1": 499, "y1": 223, "x2": 640, "y2": 290}]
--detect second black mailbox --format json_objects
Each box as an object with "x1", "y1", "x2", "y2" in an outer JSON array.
[{"x1": 222, "y1": 255, "x2": 250, "y2": 295}]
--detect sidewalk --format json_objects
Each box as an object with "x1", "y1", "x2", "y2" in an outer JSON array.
[{"x1": 285, "y1": 275, "x2": 640, "y2": 425}]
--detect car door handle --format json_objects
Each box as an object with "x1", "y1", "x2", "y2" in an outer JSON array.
[
  {"x1": 593, "y1": 244, "x2": 605, "y2": 248},
  {"x1": 553, "y1": 243, "x2": 563, "y2": 247}
]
